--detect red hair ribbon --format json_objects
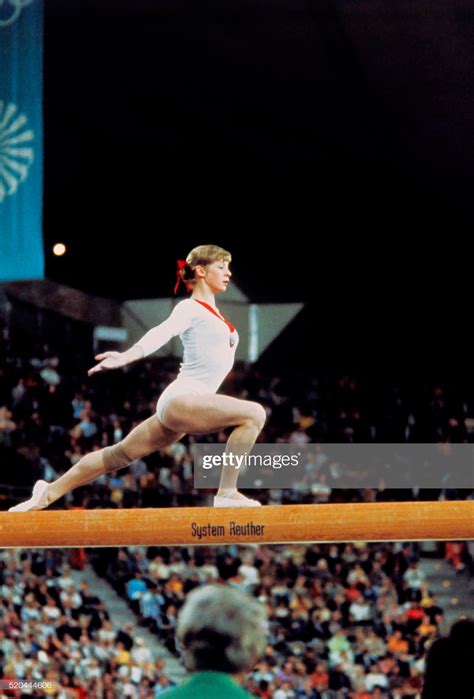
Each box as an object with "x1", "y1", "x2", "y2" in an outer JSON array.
[{"x1": 174, "y1": 259, "x2": 188, "y2": 295}]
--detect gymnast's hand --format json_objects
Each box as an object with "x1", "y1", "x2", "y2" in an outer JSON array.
[{"x1": 88, "y1": 351, "x2": 128, "y2": 376}]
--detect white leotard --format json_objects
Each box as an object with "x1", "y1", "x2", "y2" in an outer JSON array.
[{"x1": 134, "y1": 298, "x2": 239, "y2": 394}]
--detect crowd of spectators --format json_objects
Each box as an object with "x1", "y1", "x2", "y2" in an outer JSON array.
[
  {"x1": 1, "y1": 332, "x2": 473, "y2": 510},
  {"x1": 1, "y1": 327, "x2": 473, "y2": 697},
  {"x1": 0, "y1": 548, "x2": 176, "y2": 697},
  {"x1": 92, "y1": 539, "x2": 447, "y2": 698}
]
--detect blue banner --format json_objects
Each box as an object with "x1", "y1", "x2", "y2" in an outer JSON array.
[{"x1": 0, "y1": 0, "x2": 44, "y2": 281}]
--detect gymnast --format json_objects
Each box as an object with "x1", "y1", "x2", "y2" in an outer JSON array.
[{"x1": 9, "y1": 244, "x2": 265, "y2": 512}]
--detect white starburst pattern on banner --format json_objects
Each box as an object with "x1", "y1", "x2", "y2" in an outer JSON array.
[
  {"x1": 0, "y1": 101, "x2": 34, "y2": 204},
  {"x1": 0, "y1": 0, "x2": 34, "y2": 28}
]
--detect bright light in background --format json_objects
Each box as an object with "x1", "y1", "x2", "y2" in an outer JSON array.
[{"x1": 52, "y1": 243, "x2": 66, "y2": 257}]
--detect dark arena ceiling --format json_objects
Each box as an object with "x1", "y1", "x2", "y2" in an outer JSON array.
[{"x1": 39, "y1": 0, "x2": 473, "y2": 370}]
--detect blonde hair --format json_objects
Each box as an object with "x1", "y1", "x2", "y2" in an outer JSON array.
[
  {"x1": 179, "y1": 244, "x2": 231, "y2": 290},
  {"x1": 177, "y1": 584, "x2": 267, "y2": 673}
]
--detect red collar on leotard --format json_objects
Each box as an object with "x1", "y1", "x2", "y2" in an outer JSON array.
[{"x1": 194, "y1": 299, "x2": 235, "y2": 333}]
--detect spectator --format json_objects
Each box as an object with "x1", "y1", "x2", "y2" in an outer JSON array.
[
  {"x1": 163, "y1": 584, "x2": 268, "y2": 698},
  {"x1": 422, "y1": 618, "x2": 474, "y2": 699}
]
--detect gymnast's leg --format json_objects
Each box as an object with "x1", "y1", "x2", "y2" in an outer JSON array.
[
  {"x1": 9, "y1": 416, "x2": 184, "y2": 511},
  {"x1": 159, "y1": 393, "x2": 267, "y2": 506}
]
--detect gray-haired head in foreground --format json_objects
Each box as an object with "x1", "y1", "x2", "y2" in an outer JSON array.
[{"x1": 176, "y1": 584, "x2": 268, "y2": 673}]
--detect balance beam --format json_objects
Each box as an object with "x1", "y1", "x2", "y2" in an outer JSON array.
[{"x1": 1, "y1": 501, "x2": 473, "y2": 548}]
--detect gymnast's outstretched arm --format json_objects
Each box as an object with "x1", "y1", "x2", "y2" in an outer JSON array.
[{"x1": 88, "y1": 300, "x2": 193, "y2": 376}]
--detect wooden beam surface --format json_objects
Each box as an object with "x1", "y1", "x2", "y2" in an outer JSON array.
[{"x1": 1, "y1": 501, "x2": 472, "y2": 548}]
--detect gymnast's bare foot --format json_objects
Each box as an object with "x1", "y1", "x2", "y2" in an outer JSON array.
[
  {"x1": 8, "y1": 480, "x2": 51, "y2": 512},
  {"x1": 213, "y1": 489, "x2": 262, "y2": 507}
]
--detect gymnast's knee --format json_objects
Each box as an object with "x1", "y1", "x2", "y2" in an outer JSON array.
[{"x1": 102, "y1": 443, "x2": 134, "y2": 474}]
